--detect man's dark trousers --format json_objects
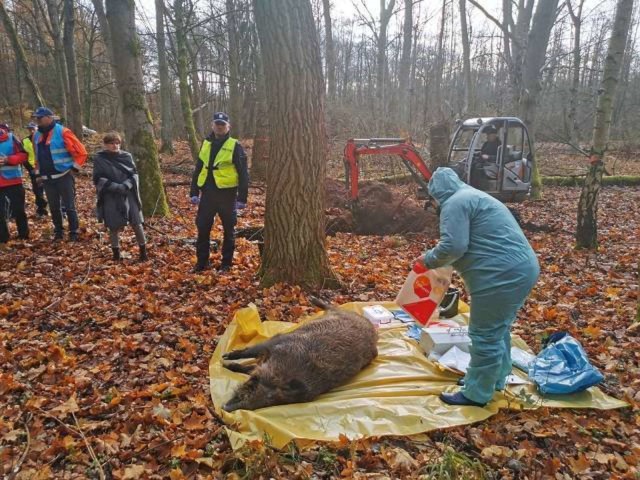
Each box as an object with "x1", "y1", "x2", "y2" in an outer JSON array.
[
  {"x1": 0, "y1": 185, "x2": 29, "y2": 242},
  {"x1": 43, "y1": 173, "x2": 79, "y2": 236},
  {"x1": 195, "y1": 187, "x2": 237, "y2": 267},
  {"x1": 29, "y1": 173, "x2": 48, "y2": 214}
]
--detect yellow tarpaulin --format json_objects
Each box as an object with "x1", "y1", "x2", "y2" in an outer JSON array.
[{"x1": 209, "y1": 302, "x2": 627, "y2": 450}]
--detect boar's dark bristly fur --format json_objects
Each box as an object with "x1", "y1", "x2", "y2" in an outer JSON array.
[{"x1": 222, "y1": 297, "x2": 378, "y2": 412}]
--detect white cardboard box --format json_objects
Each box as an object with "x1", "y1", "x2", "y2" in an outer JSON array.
[
  {"x1": 362, "y1": 305, "x2": 394, "y2": 326},
  {"x1": 420, "y1": 326, "x2": 472, "y2": 355}
]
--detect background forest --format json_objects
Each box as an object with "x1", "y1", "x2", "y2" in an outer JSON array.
[
  {"x1": 1, "y1": 0, "x2": 639, "y2": 478},
  {"x1": 1, "y1": 0, "x2": 639, "y2": 157}
]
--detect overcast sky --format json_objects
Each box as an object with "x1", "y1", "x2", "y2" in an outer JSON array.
[{"x1": 134, "y1": 0, "x2": 617, "y2": 42}]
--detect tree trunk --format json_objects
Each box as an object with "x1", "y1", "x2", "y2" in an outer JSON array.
[
  {"x1": 429, "y1": 122, "x2": 449, "y2": 170},
  {"x1": 376, "y1": 0, "x2": 396, "y2": 123},
  {"x1": 576, "y1": 0, "x2": 634, "y2": 249},
  {"x1": 188, "y1": 43, "x2": 205, "y2": 134},
  {"x1": 398, "y1": 0, "x2": 412, "y2": 126},
  {"x1": 518, "y1": 0, "x2": 559, "y2": 199},
  {"x1": 251, "y1": 44, "x2": 269, "y2": 182},
  {"x1": 105, "y1": 0, "x2": 169, "y2": 217},
  {"x1": 45, "y1": 0, "x2": 70, "y2": 119},
  {"x1": 253, "y1": 0, "x2": 338, "y2": 289},
  {"x1": 83, "y1": 22, "x2": 96, "y2": 128},
  {"x1": 434, "y1": 0, "x2": 447, "y2": 120},
  {"x1": 155, "y1": 0, "x2": 174, "y2": 154},
  {"x1": 567, "y1": 0, "x2": 585, "y2": 144},
  {"x1": 459, "y1": 0, "x2": 472, "y2": 114},
  {"x1": 90, "y1": 0, "x2": 114, "y2": 60},
  {"x1": 90, "y1": 0, "x2": 123, "y2": 130},
  {"x1": 173, "y1": 0, "x2": 200, "y2": 164},
  {"x1": 0, "y1": 1, "x2": 46, "y2": 106},
  {"x1": 226, "y1": 0, "x2": 243, "y2": 136},
  {"x1": 63, "y1": 0, "x2": 83, "y2": 136},
  {"x1": 322, "y1": 0, "x2": 336, "y2": 102}
]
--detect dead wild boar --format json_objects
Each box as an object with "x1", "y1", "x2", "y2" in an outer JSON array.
[{"x1": 222, "y1": 297, "x2": 378, "y2": 411}]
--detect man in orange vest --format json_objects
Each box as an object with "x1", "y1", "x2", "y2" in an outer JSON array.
[
  {"x1": 32, "y1": 107, "x2": 87, "y2": 241},
  {"x1": 0, "y1": 123, "x2": 29, "y2": 243}
]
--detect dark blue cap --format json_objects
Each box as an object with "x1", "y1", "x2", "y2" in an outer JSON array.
[
  {"x1": 33, "y1": 107, "x2": 54, "y2": 118},
  {"x1": 25, "y1": 122, "x2": 37, "y2": 129},
  {"x1": 213, "y1": 112, "x2": 230, "y2": 124}
]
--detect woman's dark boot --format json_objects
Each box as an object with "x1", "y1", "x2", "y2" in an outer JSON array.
[
  {"x1": 138, "y1": 244, "x2": 148, "y2": 262},
  {"x1": 112, "y1": 247, "x2": 121, "y2": 261}
]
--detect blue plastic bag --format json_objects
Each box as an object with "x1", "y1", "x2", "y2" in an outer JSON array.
[{"x1": 529, "y1": 332, "x2": 604, "y2": 395}]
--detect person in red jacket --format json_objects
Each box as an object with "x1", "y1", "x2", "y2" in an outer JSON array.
[{"x1": 0, "y1": 123, "x2": 29, "y2": 243}]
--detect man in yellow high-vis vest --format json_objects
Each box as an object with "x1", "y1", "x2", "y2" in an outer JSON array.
[{"x1": 190, "y1": 112, "x2": 249, "y2": 272}]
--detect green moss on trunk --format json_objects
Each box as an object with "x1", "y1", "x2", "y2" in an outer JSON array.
[{"x1": 131, "y1": 129, "x2": 170, "y2": 217}]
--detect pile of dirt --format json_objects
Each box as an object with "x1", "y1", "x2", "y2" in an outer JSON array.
[{"x1": 325, "y1": 178, "x2": 439, "y2": 236}]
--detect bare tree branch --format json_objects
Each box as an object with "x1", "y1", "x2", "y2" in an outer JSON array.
[{"x1": 467, "y1": 0, "x2": 522, "y2": 48}]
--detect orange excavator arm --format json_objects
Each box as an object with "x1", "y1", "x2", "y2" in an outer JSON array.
[{"x1": 343, "y1": 138, "x2": 432, "y2": 203}]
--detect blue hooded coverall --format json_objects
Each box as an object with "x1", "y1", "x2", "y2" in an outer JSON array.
[{"x1": 423, "y1": 168, "x2": 539, "y2": 404}]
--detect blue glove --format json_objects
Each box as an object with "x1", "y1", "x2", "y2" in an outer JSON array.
[
  {"x1": 190, "y1": 196, "x2": 200, "y2": 205},
  {"x1": 235, "y1": 201, "x2": 246, "y2": 210}
]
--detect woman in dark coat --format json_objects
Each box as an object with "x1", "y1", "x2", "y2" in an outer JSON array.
[{"x1": 93, "y1": 132, "x2": 147, "y2": 261}]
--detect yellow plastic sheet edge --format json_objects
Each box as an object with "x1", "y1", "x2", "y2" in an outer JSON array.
[{"x1": 209, "y1": 302, "x2": 627, "y2": 450}]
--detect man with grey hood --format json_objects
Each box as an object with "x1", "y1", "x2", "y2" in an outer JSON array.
[{"x1": 415, "y1": 167, "x2": 539, "y2": 407}]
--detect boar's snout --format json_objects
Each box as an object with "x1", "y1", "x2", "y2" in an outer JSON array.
[{"x1": 223, "y1": 400, "x2": 243, "y2": 412}]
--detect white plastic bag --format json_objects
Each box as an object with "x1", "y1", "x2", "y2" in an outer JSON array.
[{"x1": 395, "y1": 263, "x2": 453, "y2": 325}]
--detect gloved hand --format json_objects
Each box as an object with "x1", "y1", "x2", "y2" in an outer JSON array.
[
  {"x1": 190, "y1": 196, "x2": 200, "y2": 205},
  {"x1": 107, "y1": 183, "x2": 128, "y2": 194},
  {"x1": 235, "y1": 201, "x2": 246, "y2": 210},
  {"x1": 412, "y1": 255, "x2": 428, "y2": 271}
]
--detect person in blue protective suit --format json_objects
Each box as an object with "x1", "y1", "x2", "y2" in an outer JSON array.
[{"x1": 415, "y1": 167, "x2": 539, "y2": 407}]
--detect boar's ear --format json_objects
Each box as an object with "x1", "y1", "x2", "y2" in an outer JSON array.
[{"x1": 286, "y1": 379, "x2": 308, "y2": 396}]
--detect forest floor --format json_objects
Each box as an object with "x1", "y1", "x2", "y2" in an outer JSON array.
[{"x1": 0, "y1": 140, "x2": 639, "y2": 479}]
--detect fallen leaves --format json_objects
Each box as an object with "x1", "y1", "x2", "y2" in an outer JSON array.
[
  {"x1": 569, "y1": 453, "x2": 591, "y2": 474},
  {"x1": 49, "y1": 393, "x2": 79, "y2": 417},
  {"x1": 120, "y1": 464, "x2": 147, "y2": 480}
]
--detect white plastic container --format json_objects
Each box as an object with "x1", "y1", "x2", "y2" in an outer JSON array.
[
  {"x1": 420, "y1": 326, "x2": 472, "y2": 355},
  {"x1": 362, "y1": 305, "x2": 394, "y2": 327}
]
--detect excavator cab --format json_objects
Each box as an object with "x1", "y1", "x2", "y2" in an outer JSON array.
[
  {"x1": 447, "y1": 117, "x2": 534, "y2": 202},
  {"x1": 342, "y1": 117, "x2": 534, "y2": 208}
]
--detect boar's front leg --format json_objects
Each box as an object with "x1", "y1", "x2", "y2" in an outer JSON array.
[
  {"x1": 223, "y1": 339, "x2": 273, "y2": 361},
  {"x1": 223, "y1": 362, "x2": 256, "y2": 374}
]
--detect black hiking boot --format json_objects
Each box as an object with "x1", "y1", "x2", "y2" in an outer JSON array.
[
  {"x1": 138, "y1": 244, "x2": 148, "y2": 262},
  {"x1": 192, "y1": 261, "x2": 210, "y2": 273}
]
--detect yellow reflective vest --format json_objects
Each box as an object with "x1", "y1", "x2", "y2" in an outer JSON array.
[
  {"x1": 23, "y1": 136, "x2": 36, "y2": 168},
  {"x1": 197, "y1": 137, "x2": 239, "y2": 189}
]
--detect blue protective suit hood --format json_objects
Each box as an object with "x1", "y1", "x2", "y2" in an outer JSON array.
[{"x1": 428, "y1": 167, "x2": 466, "y2": 205}]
